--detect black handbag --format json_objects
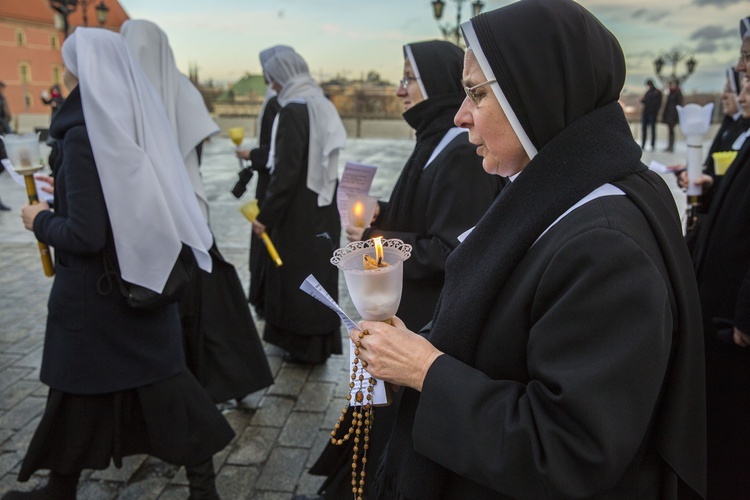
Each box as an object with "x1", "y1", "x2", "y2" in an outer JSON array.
[{"x1": 99, "y1": 244, "x2": 197, "y2": 309}]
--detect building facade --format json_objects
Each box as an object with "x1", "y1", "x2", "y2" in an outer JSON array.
[{"x1": 0, "y1": 0, "x2": 129, "y2": 132}]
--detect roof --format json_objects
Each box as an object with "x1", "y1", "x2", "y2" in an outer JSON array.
[
  {"x1": 0, "y1": 0, "x2": 129, "y2": 31},
  {"x1": 216, "y1": 74, "x2": 268, "y2": 102}
]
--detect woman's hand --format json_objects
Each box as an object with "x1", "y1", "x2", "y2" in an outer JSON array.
[
  {"x1": 236, "y1": 149, "x2": 251, "y2": 161},
  {"x1": 251, "y1": 219, "x2": 266, "y2": 236},
  {"x1": 35, "y1": 174, "x2": 55, "y2": 195},
  {"x1": 352, "y1": 316, "x2": 443, "y2": 392},
  {"x1": 21, "y1": 202, "x2": 49, "y2": 230},
  {"x1": 677, "y1": 171, "x2": 713, "y2": 192},
  {"x1": 733, "y1": 327, "x2": 750, "y2": 347},
  {"x1": 345, "y1": 225, "x2": 365, "y2": 242}
]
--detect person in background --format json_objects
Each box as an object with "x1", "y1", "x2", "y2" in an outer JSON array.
[
  {"x1": 254, "y1": 49, "x2": 346, "y2": 365},
  {"x1": 640, "y1": 79, "x2": 662, "y2": 151},
  {"x1": 234, "y1": 44, "x2": 293, "y2": 318},
  {"x1": 351, "y1": 0, "x2": 706, "y2": 497},
  {"x1": 675, "y1": 67, "x2": 750, "y2": 249},
  {"x1": 5, "y1": 28, "x2": 234, "y2": 500},
  {"x1": 41, "y1": 84, "x2": 65, "y2": 122},
  {"x1": 121, "y1": 19, "x2": 273, "y2": 410},
  {"x1": 0, "y1": 81, "x2": 12, "y2": 211},
  {"x1": 662, "y1": 78, "x2": 683, "y2": 152},
  {"x1": 691, "y1": 18, "x2": 750, "y2": 498}
]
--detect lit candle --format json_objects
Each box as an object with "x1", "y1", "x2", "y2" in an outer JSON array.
[
  {"x1": 352, "y1": 201, "x2": 364, "y2": 227},
  {"x1": 374, "y1": 236, "x2": 384, "y2": 266}
]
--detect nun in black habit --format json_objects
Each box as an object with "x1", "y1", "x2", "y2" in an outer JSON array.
[
  {"x1": 12, "y1": 28, "x2": 234, "y2": 500},
  {"x1": 121, "y1": 19, "x2": 273, "y2": 406},
  {"x1": 693, "y1": 24, "x2": 750, "y2": 498},
  {"x1": 310, "y1": 39, "x2": 503, "y2": 499},
  {"x1": 349, "y1": 40, "x2": 504, "y2": 332},
  {"x1": 254, "y1": 49, "x2": 346, "y2": 365},
  {"x1": 351, "y1": 1, "x2": 706, "y2": 498},
  {"x1": 235, "y1": 45, "x2": 292, "y2": 317}
]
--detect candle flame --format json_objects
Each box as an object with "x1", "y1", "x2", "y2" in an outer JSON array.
[
  {"x1": 353, "y1": 201, "x2": 364, "y2": 227},
  {"x1": 373, "y1": 236, "x2": 384, "y2": 266}
]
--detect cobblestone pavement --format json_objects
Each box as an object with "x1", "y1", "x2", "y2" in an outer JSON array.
[{"x1": 0, "y1": 135, "x2": 686, "y2": 499}]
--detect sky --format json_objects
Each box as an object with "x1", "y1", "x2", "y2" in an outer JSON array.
[{"x1": 118, "y1": 0, "x2": 749, "y2": 95}]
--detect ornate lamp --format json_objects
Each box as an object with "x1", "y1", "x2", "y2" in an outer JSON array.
[
  {"x1": 432, "y1": 0, "x2": 445, "y2": 20},
  {"x1": 95, "y1": 1, "x2": 109, "y2": 26},
  {"x1": 431, "y1": 0, "x2": 485, "y2": 47},
  {"x1": 472, "y1": 0, "x2": 484, "y2": 17}
]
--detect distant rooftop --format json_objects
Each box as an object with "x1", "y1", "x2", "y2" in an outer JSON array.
[{"x1": 215, "y1": 73, "x2": 267, "y2": 103}]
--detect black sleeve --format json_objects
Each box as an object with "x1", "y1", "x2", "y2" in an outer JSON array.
[
  {"x1": 256, "y1": 104, "x2": 308, "y2": 228},
  {"x1": 33, "y1": 126, "x2": 108, "y2": 254}
]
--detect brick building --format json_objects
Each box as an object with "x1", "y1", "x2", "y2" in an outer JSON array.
[{"x1": 0, "y1": 0, "x2": 129, "y2": 132}]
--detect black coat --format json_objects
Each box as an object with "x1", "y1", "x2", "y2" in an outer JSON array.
[
  {"x1": 248, "y1": 95, "x2": 282, "y2": 311},
  {"x1": 692, "y1": 136, "x2": 750, "y2": 498},
  {"x1": 257, "y1": 102, "x2": 341, "y2": 338},
  {"x1": 34, "y1": 87, "x2": 185, "y2": 395}
]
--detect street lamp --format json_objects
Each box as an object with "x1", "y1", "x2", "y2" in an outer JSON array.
[
  {"x1": 653, "y1": 50, "x2": 698, "y2": 86},
  {"x1": 432, "y1": 0, "x2": 485, "y2": 47},
  {"x1": 49, "y1": 0, "x2": 109, "y2": 38}
]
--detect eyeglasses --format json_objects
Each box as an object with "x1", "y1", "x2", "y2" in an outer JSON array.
[
  {"x1": 399, "y1": 75, "x2": 420, "y2": 89},
  {"x1": 464, "y1": 78, "x2": 497, "y2": 106}
]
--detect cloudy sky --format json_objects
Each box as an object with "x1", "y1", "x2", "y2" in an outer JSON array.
[{"x1": 119, "y1": 0, "x2": 748, "y2": 94}]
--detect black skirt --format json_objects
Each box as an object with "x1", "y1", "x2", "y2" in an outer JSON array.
[
  {"x1": 181, "y1": 245, "x2": 274, "y2": 403},
  {"x1": 263, "y1": 322, "x2": 342, "y2": 365},
  {"x1": 18, "y1": 370, "x2": 235, "y2": 481}
]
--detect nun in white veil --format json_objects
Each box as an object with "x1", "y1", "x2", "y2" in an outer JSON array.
[
  {"x1": 234, "y1": 44, "x2": 294, "y2": 316},
  {"x1": 120, "y1": 19, "x2": 219, "y2": 220},
  {"x1": 254, "y1": 49, "x2": 347, "y2": 364},
  {"x1": 121, "y1": 19, "x2": 273, "y2": 407},
  {"x1": 13, "y1": 28, "x2": 233, "y2": 499}
]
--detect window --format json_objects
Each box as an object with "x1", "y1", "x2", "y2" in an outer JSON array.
[
  {"x1": 50, "y1": 34, "x2": 58, "y2": 50},
  {"x1": 52, "y1": 65, "x2": 61, "y2": 84},
  {"x1": 24, "y1": 92, "x2": 33, "y2": 110},
  {"x1": 16, "y1": 30, "x2": 26, "y2": 46},
  {"x1": 19, "y1": 63, "x2": 31, "y2": 84}
]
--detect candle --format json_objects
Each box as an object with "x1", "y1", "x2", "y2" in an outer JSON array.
[{"x1": 352, "y1": 201, "x2": 364, "y2": 227}]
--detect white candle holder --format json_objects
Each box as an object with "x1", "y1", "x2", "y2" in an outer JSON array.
[{"x1": 331, "y1": 238, "x2": 412, "y2": 321}]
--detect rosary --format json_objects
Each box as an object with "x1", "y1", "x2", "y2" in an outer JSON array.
[{"x1": 329, "y1": 329, "x2": 375, "y2": 500}]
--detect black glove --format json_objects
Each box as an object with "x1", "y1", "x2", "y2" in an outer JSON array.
[{"x1": 231, "y1": 166, "x2": 254, "y2": 199}]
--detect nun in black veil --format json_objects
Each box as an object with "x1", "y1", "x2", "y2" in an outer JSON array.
[
  {"x1": 308, "y1": 39, "x2": 503, "y2": 500},
  {"x1": 350, "y1": 0, "x2": 706, "y2": 498}
]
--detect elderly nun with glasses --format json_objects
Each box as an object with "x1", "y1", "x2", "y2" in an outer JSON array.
[{"x1": 350, "y1": 0, "x2": 707, "y2": 498}]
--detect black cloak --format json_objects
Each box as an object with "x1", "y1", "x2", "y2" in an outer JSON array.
[{"x1": 374, "y1": 1, "x2": 705, "y2": 498}]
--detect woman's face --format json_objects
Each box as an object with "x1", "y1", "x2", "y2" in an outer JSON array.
[
  {"x1": 454, "y1": 50, "x2": 530, "y2": 177},
  {"x1": 721, "y1": 80, "x2": 739, "y2": 116},
  {"x1": 62, "y1": 68, "x2": 78, "y2": 91},
  {"x1": 738, "y1": 76, "x2": 750, "y2": 119},
  {"x1": 396, "y1": 59, "x2": 424, "y2": 112}
]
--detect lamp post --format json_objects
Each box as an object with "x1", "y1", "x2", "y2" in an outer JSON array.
[
  {"x1": 431, "y1": 0, "x2": 485, "y2": 46},
  {"x1": 653, "y1": 50, "x2": 698, "y2": 86},
  {"x1": 49, "y1": 0, "x2": 110, "y2": 38}
]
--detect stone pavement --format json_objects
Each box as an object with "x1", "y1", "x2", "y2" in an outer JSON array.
[{"x1": 0, "y1": 135, "x2": 688, "y2": 499}]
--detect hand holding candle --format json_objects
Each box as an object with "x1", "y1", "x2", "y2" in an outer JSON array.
[
  {"x1": 0, "y1": 133, "x2": 54, "y2": 277},
  {"x1": 239, "y1": 199, "x2": 283, "y2": 267},
  {"x1": 228, "y1": 127, "x2": 245, "y2": 170}
]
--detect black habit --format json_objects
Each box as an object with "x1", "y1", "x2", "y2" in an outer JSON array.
[
  {"x1": 373, "y1": 1, "x2": 705, "y2": 498},
  {"x1": 692, "y1": 131, "x2": 750, "y2": 499},
  {"x1": 20, "y1": 87, "x2": 233, "y2": 479},
  {"x1": 248, "y1": 95, "x2": 282, "y2": 314},
  {"x1": 258, "y1": 102, "x2": 342, "y2": 364}
]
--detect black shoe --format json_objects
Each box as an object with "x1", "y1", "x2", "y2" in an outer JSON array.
[
  {"x1": 0, "y1": 202, "x2": 10, "y2": 211},
  {"x1": 186, "y1": 459, "x2": 219, "y2": 500}
]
